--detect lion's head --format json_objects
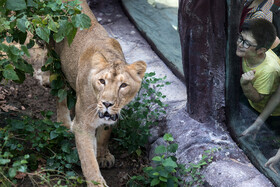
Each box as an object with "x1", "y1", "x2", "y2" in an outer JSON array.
[{"x1": 86, "y1": 52, "x2": 146, "y2": 125}]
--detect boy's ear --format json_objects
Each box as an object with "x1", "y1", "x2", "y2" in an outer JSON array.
[{"x1": 256, "y1": 47, "x2": 267, "y2": 55}]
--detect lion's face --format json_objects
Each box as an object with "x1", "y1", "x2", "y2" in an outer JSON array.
[{"x1": 90, "y1": 55, "x2": 146, "y2": 125}]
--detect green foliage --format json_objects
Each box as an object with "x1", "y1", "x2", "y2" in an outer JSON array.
[
  {"x1": 0, "y1": 0, "x2": 91, "y2": 107},
  {"x1": 128, "y1": 133, "x2": 184, "y2": 187},
  {"x1": 185, "y1": 148, "x2": 219, "y2": 187},
  {"x1": 128, "y1": 134, "x2": 220, "y2": 187},
  {"x1": 41, "y1": 49, "x2": 76, "y2": 109},
  {"x1": 112, "y1": 72, "x2": 170, "y2": 154},
  {"x1": 0, "y1": 111, "x2": 81, "y2": 185}
]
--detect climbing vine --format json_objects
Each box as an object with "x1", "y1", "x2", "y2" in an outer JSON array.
[{"x1": 0, "y1": 0, "x2": 91, "y2": 108}]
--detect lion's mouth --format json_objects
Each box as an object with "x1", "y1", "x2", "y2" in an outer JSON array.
[{"x1": 98, "y1": 111, "x2": 118, "y2": 121}]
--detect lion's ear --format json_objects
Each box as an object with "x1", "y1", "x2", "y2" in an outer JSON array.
[{"x1": 129, "y1": 60, "x2": 147, "y2": 79}]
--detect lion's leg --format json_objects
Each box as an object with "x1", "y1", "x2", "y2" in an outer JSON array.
[
  {"x1": 57, "y1": 98, "x2": 71, "y2": 129},
  {"x1": 96, "y1": 126, "x2": 115, "y2": 168},
  {"x1": 74, "y1": 125, "x2": 108, "y2": 187}
]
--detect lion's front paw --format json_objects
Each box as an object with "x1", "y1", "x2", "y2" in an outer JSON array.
[
  {"x1": 97, "y1": 151, "x2": 115, "y2": 168},
  {"x1": 88, "y1": 177, "x2": 108, "y2": 187}
]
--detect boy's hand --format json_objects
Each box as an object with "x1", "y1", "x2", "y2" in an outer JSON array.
[{"x1": 240, "y1": 70, "x2": 256, "y2": 85}]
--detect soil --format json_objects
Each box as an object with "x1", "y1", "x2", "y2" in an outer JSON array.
[{"x1": 0, "y1": 75, "x2": 148, "y2": 187}]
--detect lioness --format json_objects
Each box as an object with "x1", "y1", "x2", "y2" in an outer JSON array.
[{"x1": 54, "y1": 0, "x2": 147, "y2": 186}]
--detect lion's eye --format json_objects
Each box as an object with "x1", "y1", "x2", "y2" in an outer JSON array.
[
  {"x1": 120, "y1": 83, "x2": 127, "y2": 88},
  {"x1": 99, "y1": 79, "x2": 105, "y2": 85}
]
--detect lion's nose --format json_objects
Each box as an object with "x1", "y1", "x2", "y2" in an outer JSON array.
[{"x1": 103, "y1": 102, "x2": 113, "y2": 108}]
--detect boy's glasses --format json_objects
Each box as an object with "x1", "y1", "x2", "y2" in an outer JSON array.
[{"x1": 237, "y1": 34, "x2": 258, "y2": 49}]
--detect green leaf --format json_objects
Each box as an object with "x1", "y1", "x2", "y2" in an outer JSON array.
[
  {"x1": 3, "y1": 64, "x2": 19, "y2": 80},
  {"x1": 58, "y1": 89, "x2": 67, "y2": 102},
  {"x1": 17, "y1": 17, "x2": 28, "y2": 32},
  {"x1": 11, "y1": 120, "x2": 24, "y2": 129},
  {"x1": 18, "y1": 165, "x2": 27, "y2": 173},
  {"x1": 162, "y1": 157, "x2": 177, "y2": 168},
  {"x1": 48, "y1": 17, "x2": 58, "y2": 32},
  {"x1": 152, "y1": 156, "x2": 161, "y2": 162},
  {"x1": 27, "y1": 39, "x2": 35, "y2": 49},
  {"x1": 66, "y1": 25, "x2": 77, "y2": 46},
  {"x1": 9, "y1": 45, "x2": 20, "y2": 55},
  {"x1": 35, "y1": 27, "x2": 50, "y2": 43},
  {"x1": 0, "y1": 43, "x2": 9, "y2": 52},
  {"x1": 6, "y1": 36, "x2": 13, "y2": 43},
  {"x1": 61, "y1": 141, "x2": 71, "y2": 153},
  {"x1": 67, "y1": 93, "x2": 76, "y2": 110},
  {"x1": 14, "y1": 69, "x2": 26, "y2": 83},
  {"x1": 155, "y1": 145, "x2": 167, "y2": 154},
  {"x1": 27, "y1": 0, "x2": 38, "y2": 8},
  {"x1": 47, "y1": 1, "x2": 59, "y2": 11},
  {"x1": 152, "y1": 172, "x2": 159, "y2": 176},
  {"x1": 163, "y1": 133, "x2": 174, "y2": 142},
  {"x1": 135, "y1": 148, "x2": 141, "y2": 156},
  {"x1": 8, "y1": 168, "x2": 17, "y2": 178},
  {"x1": 159, "y1": 176, "x2": 167, "y2": 182},
  {"x1": 0, "y1": 158, "x2": 10, "y2": 165},
  {"x1": 150, "y1": 178, "x2": 160, "y2": 186},
  {"x1": 14, "y1": 60, "x2": 34, "y2": 74},
  {"x1": 167, "y1": 143, "x2": 178, "y2": 153},
  {"x1": 21, "y1": 45, "x2": 30, "y2": 57},
  {"x1": 6, "y1": 0, "x2": 27, "y2": 10},
  {"x1": 72, "y1": 13, "x2": 91, "y2": 29},
  {"x1": 53, "y1": 20, "x2": 68, "y2": 43},
  {"x1": 50, "y1": 131, "x2": 59, "y2": 139}
]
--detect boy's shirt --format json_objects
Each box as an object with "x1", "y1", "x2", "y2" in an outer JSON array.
[{"x1": 243, "y1": 49, "x2": 280, "y2": 115}]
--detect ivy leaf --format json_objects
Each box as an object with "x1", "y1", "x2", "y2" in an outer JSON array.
[
  {"x1": 48, "y1": 17, "x2": 58, "y2": 33},
  {"x1": 21, "y1": 45, "x2": 30, "y2": 57},
  {"x1": 3, "y1": 64, "x2": 19, "y2": 80},
  {"x1": 9, "y1": 45, "x2": 20, "y2": 55},
  {"x1": 155, "y1": 145, "x2": 167, "y2": 155},
  {"x1": 27, "y1": 0, "x2": 38, "y2": 8},
  {"x1": 14, "y1": 60, "x2": 34, "y2": 74},
  {"x1": 53, "y1": 20, "x2": 68, "y2": 43},
  {"x1": 50, "y1": 131, "x2": 59, "y2": 140},
  {"x1": 0, "y1": 158, "x2": 11, "y2": 165},
  {"x1": 66, "y1": 24, "x2": 77, "y2": 46},
  {"x1": 17, "y1": 17, "x2": 28, "y2": 33},
  {"x1": 150, "y1": 178, "x2": 160, "y2": 186},
  {"x1": 72, "y1": 14, "x2": 91, "y2": 29},
  {"x1": 152, "y1": 156, "x2": 161, "y2": 162},
  {"x1": 58, "y1": 89, "x2": 67, "y2": 102},
  {"x1": 27, "y1": 39, "x2": 35, "y2": 49},
  {"x1": 162, "y1": 157, "x2": 178, "y2": 168},
  {"x1": 11, "y1": 120, "x2": 25, "y2": 129},
  {"x1": 6, "y1": 0, "x2": 27, "y2": 10},
  {"x1": 35, "y1": 27, "x2": 50, "y2": 43},
  {"x1": 17, "y1": 165, "x2": 27, "y2": 173},
  {"x1": 47, "y1": 1, "x2": 59, "y2": 11},
  {"x1": 163, "y1": 133, "x2": 173, "y2": 142},
  {"x1": 167, "y1": 143, "x2": 178, "y2": 153},
  {"x1": 67, "y1": 93, "x2": 76, "y2": 110},
  {"x1": 8, "y1": 168, "x2": 17, "y2": 178},
  {"x1": 0, "y1": 43, "x2": 9, "y2": 52},
  {"x1": 61, "y1": 141, "x2": 71, "y2": 153}
]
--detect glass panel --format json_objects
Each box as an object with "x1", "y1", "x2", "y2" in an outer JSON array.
[{"x1": 121, "y1": 0, "x2": 183, "y2": 79}]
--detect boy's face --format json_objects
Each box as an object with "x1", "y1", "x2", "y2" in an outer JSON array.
[{"x1": 236, "y1": 31, "x2": 258, "y2": 58}]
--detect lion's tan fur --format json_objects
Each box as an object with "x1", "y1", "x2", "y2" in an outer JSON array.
[{"x1": 55, "y1": 1, "x2": 146, "y2": 186}]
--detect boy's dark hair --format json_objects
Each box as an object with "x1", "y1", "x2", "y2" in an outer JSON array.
[{"x1": 242, "y1": 18, "x2": 276, "y2": 50}]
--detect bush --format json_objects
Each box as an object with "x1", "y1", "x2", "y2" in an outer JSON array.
[
  {"x1": 0, "y1": 111, "x2": 82, "y2": 185},
  {"x1": 112, "y1": 72, "x2": 170, "y2": 155}
]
